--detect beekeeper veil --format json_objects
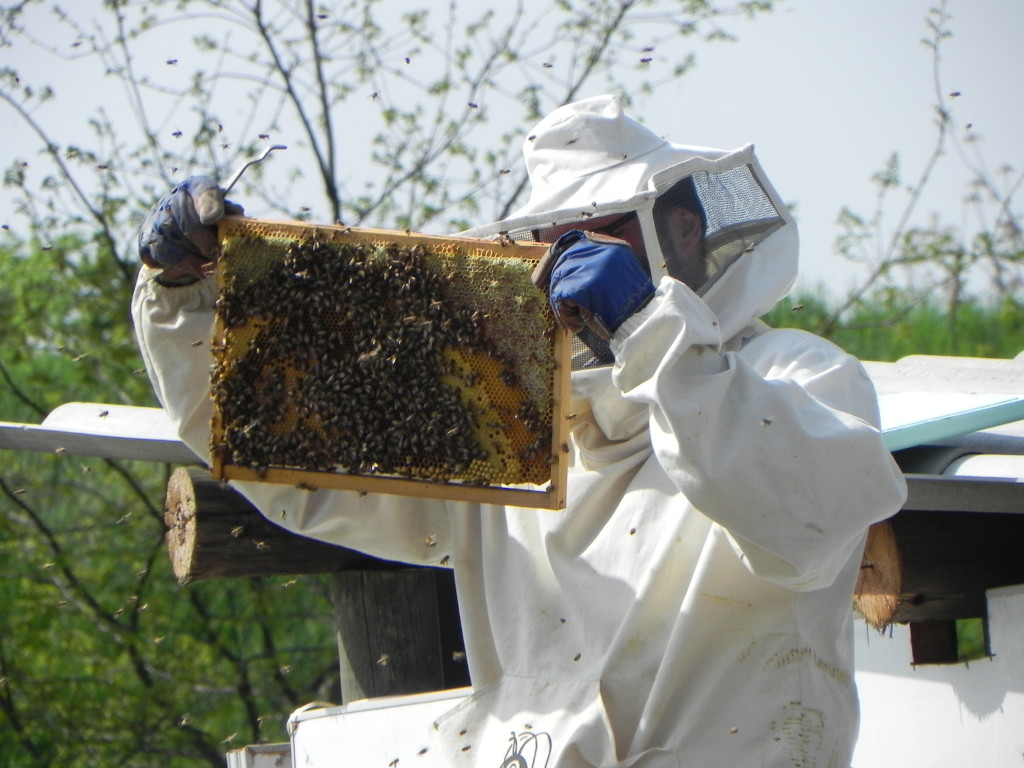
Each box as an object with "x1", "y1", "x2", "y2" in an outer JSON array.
[{"x1": 461, "y1": 95, "x2": 799, "y2": 356}]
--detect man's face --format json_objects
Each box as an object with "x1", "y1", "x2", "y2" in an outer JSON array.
[{"x1": 657, "y1": 206, "x2": 705, "y2": 290}]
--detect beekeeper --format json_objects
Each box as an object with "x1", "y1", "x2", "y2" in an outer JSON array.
[{"x1": 134, "y1": 94, "x2": 907, "y2": 767}]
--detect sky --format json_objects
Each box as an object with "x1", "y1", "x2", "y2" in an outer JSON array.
[
  {"x1": 3, "y1": 0, "x2": 1022, "y2": 299},
  {"x1": 637, "y1": 0, "x2": 1024, "y2": 295}
]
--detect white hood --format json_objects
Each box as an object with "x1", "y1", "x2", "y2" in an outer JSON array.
[{"x1": 463, "y1": 95, "x2": 799, "y2": 343}]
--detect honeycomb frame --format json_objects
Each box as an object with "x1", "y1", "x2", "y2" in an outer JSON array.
[{"x1": 210, "y1": 217, "x2": 570, "y2": 510}]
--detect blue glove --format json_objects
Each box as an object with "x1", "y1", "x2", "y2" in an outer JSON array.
[
  {"x1": 138, "y1": 175, "x2": 244, "y2": 283},
  {"x1": 543, "y1": 230, "x2": 655, "y2": 340}
]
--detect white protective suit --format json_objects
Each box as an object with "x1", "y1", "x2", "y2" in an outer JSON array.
[{"x1": 133, "y1": 95, "x2": 907, "y2": 767}]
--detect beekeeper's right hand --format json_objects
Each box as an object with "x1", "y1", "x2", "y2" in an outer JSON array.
[{"x1": 137, "y1": 175, "x2": 244, "y2": 285}]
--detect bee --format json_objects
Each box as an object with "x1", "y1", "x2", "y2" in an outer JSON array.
[
  {"x1": 376, "y1": 653, "x2": 391, "y2": 666},
  {"x1": 172, "y1": 130, "x2": 183, "y2": 138},
  {"x1": 573, "y1": 652, "x2": 582, "y2": 662},
  {"x1": 166, "y1": 59, "x2": 178, "y2": 65},
  {"x1": 54, "y1": 446, "x2": 66, "y2": 456},
  {"x1": 254, "y1": 540, "x2": 270, "y2": 551},
  {"x1": 791, "y1": 304, "x2": 804, "y2": 312},
  {"x1": 258, "y1": 133, "x2": 270, "y2": 139},
  {"x1": 98, "y1": 409, "x2": 109, "y2": 418},
  {"x1": 542, "y1": 62, "x2": 553, "y2": 68},
  {"x1": 640, "y1": 57, "x2": 653, "y2": 63},
  {"x1": 230, "y1": 526, "x2": 245, "y2": 538}
]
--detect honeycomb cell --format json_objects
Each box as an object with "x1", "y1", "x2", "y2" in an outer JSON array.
[{"x1": 210, "y1": 218, "x2": 567, "y2": 502}]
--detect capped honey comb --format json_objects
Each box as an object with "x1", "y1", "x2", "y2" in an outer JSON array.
[{"x1": 210, "y1": 217, "x2": 569, "y2": 509}]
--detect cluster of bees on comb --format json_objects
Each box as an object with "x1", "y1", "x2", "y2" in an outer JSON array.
[{"x1": 210, "y1": 226, "x2": 555, "y2": 487}]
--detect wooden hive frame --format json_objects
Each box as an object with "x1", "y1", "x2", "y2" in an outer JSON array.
[{"x1": 210, "y1": 217, "x2": 570, "y2": 510}]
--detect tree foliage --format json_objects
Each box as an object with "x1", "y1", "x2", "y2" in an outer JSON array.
[
  {"x1": 817, "y1": 2, "x2": 1024, "y2": 339},
  {"x1": 0, "y1": 1, "x2": 779, "y2": 765}
]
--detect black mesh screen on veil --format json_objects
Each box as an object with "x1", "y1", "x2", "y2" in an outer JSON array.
[{"x1": 653, "y1": 164, "x2": 785, "y2": 294}]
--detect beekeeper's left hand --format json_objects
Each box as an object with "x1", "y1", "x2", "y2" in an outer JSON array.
[
  {"x1": 537, "y1": 230, "x2": 655, "y2": 340},
  {"x1": 137, "y1": 175, "x2": 244, "y2": 285}
]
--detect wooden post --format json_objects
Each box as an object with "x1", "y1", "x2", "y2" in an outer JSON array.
[{"x1": 330, "y1": 569, "x2": 469, "y2": 705}]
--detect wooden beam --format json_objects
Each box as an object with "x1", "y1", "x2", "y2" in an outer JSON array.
[
  {"x1": 163, "y1": 466, "x2": 386, "y2": 584},
  {"x1": 854, "y1": 521, "x2": 903, "y2": 631},
  {"x1": 855, "y1": 508, "x2": 1024, "y2": 626}
]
